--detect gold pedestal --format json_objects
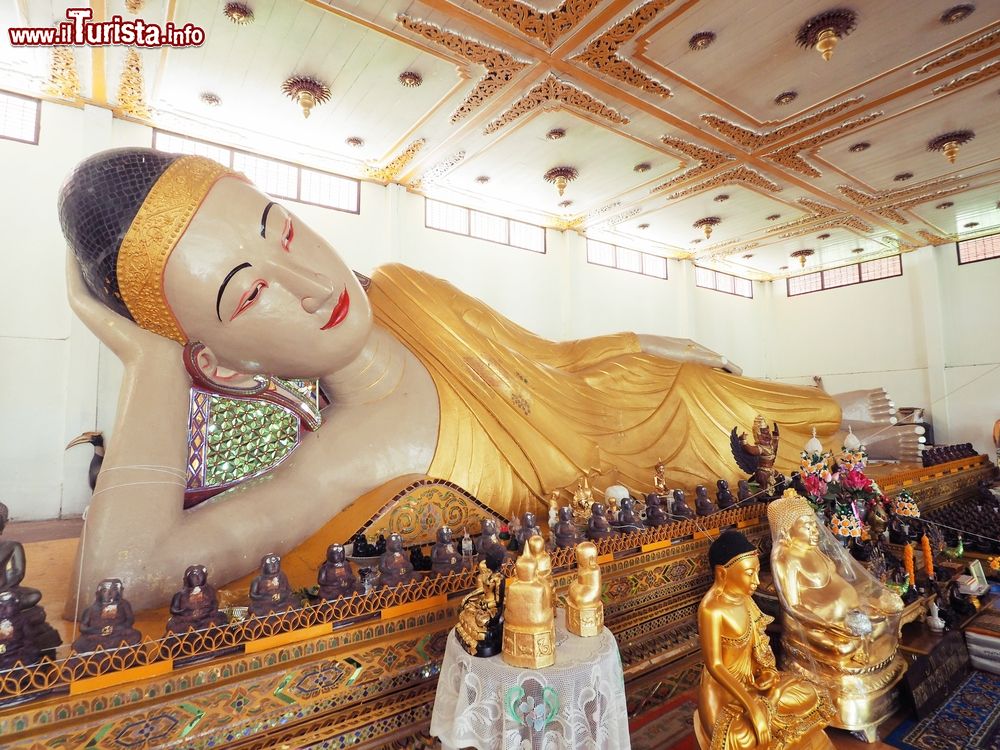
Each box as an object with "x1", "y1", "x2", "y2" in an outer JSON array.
[
  {"x1": 566, "y1": 602, "x2": 603, "y2": 637},
  {"x1": 693, "y1": 710, "x2": 835, "y2": 750},
  {"x1": 502, "y1": 623, "x2": 555, "y2": 668}
]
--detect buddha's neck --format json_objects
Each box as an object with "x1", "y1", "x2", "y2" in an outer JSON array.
[{"x1": 320, "y1": 328, "x2": 407, "y2": 406}]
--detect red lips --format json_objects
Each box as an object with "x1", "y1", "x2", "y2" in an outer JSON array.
[{"x1": 320, "y1": 289, "x2": 350, "y2": 330}]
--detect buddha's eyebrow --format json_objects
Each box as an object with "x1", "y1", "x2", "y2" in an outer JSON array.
[
  {"x1": 260, "y1": 201, "x2": 276, "y2": 238},
  {"x1": 216, "y1": 262, "x2": 252, "y2": 321}
]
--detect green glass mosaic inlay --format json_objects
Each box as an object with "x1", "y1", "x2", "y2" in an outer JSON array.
[{"x1": 205, "y1": 397, "x2": 299, "y2": 485}]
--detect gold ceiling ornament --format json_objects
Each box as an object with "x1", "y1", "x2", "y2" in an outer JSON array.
[
  {"x1": 795, "y1": 8, "x2": 858, "y2": 62},
  {"x1": 116, "y1": 48, "x2": 151, "y2": 120},
  {"x1": 693, "y1": 216, "x2": 721, "y2": 239},
  {"x1": 932, "y1": 60, "x2": 1000, "y2": 96},
  {"x1": 894, "y1": 172, "x2": 913, "y2": 182},
  {"x1": 482, "y1": 74, "x2": 629, "y2": 134},
  {"x1": 848, "y1": 141, "x2": 870, "y2": 152},
  {"x1": 281, "y1": 76, "x2": 331, "y2": 119},
  {"x1": 345, "y1": 136, "x2": 364, "y2": 148},
  {"x1": 766, "y1": 213, "x2": 781, "y2": 220},
  {"x1": 554, "y1": 214, "x2": 586, "y2": 231},
  {"x1": 651, "y1": 136, "x2": 735, "y2": 194},
  {"x1": 774, "y1": 90, "x2": 797, "y2": 105},
  {"x1": 410, "y1": 151, "x2": 466, "y2": 191},
  {"x1": 918, "y1": 230, "x2": 955, "y2": 246},
  {"x1": 790, "y1": 248, "x2": 815, "y2": 267},
  {"x1": 475, "y1": 175, "x2": 491, "y2": 184},
  {"x1": 701, "y1": 95, "x2": 863, "y2": 152},
  {"x1": 771, "y1": 198, "x2": 873, "y2": 238},
  {"x1": 633, "y1": 162, "x2": 651, "y2": 173},
  {"x1": 851, "y1": 247, "x2": 864, "y2": 253},
  {"x1": 199, "y1": 92, "x2": 221, "y2": 107},
  {"x1": 223, "y1": 2, "x2": 254, "y2": 25},
  {"x1": 469, "y1": 0, "x2": 602, "y2": 47},
  {"x1": 837, "y1": 182, "x2": 970, "y2": 225},
  {"x1": 706, "y1": 240, "x2": 760, "y2": 259},
  {"x1": 572, "y1": 0, "x2": 676, "y2": 98},
  {"x1": 688, "y1": 32, "x2": 716, "y2": 51},
  {"x1": 398, "y1": 71, "x2": 422, "y2": 88},
  {"x1": 547, "y1": 128, "x2": 566, "y2": 139},
  {"x1": 543, "y1": 166, "x2": 578, "y2": 197},
  {"x1": 817, "y1": 233, "x2": 831, "y2": 240},
  {"x1": 936, "y1": 201, "x2": 954, "y2": 209},
  {"x1": 396, "y1": 16, "x2": 529, "y2": 124},
  {"x1": 607, "y1": 206, "x2": 641, "y2": 226},
  {"x1": 940, "y1": 4, "x2": 976, "y2": 24},
  {"x1": 914, "y1": 28, "x2": 999, "y2": 75},
  {"x1": 764, "y1": 111, "x2": 884, "y2": 178},
  {"x1": 927, "y1": 130, "x2": 975, "y2": 164},
  {"x1": 586, "y1": 201, "x2": 621, "y2": 218},
  {"x1": 45, "y1": 46, "x2": 80, "y2": 100},
  {"x1": 364, "y1": 139, "x2": 427, "y2": 182},
  {"x1": 665, "y1": 165, "x2": 781, "y2": 201},
  {"x1": 125, "y1": 0, "x2": 144, "y2": 12}
]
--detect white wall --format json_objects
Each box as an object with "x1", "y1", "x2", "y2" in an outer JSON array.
[{"x1": 2, "y1": 102, "x2": 996, "y2": 521}]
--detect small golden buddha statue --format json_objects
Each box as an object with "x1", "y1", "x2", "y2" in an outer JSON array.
[
  {"x1": 456, "y1": 557, "x2": 504, "y2": 657},
  {"x1": 653, "y1": 460, "x2": 668, "y2": 495},
  {"x1": 768, "y1": 489, "x2": 906, "y2": 740},
  {"x1": 571, "y1": 476, "x2": 595, "y2": 523},
  {"x1": 521, "y1": 534, "x2": 553, "y2": 608},
  {"x1": 566, "y1": 542, "x2": 603, "y2": 637},
  {"x1": 696, "y1": 530, "x2": 834, "y2": 750},
  {"x1": 502, "y1": 556, "x2": 555, "y2": 669}
]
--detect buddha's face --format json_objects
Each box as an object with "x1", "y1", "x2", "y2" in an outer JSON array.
[
  {"x1": 790, "y1": 514, "x2": 821, "y2": 546},
  {"x1": 186, "y1": 567, "x2": 206, "y2": 587},
  {"x1": 163, "y1": 177, "x2": 372, "y2": 378},
  {"x1": 328, "y1": 544, "x2": 345, "y2": 563},
  {"x1": 262, "y1": 555, "x2": 280, "y2": 574},
  {"x1": 388, "y1": 534, "x2": 403, "y2": 552},
  {"x1": 723, "y1": 555, "x2": 760, "y2": 597}
]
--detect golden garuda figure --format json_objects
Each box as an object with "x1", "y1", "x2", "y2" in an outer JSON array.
[{"x1": 731, "y1": 416, "x2": 781, "y2": 497}]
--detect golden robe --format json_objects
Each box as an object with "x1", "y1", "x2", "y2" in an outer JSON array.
[{"x1": 368, "y1": 264, "x2": 840, "y2": 520}]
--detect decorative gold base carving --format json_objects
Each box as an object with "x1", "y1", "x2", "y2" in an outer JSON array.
[
  {"x1": 502, "y1": 622, "x2": 555, "y2": 668},
  {"x1": 566, "y1": 601, "x2": 603, "y2": 637}
]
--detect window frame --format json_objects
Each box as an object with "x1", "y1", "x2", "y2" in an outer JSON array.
[
  {"x1": 424, "y1": 198, "x2": 547, "y2": 254},
  {"x1": 785, "y1": 254, "x2": 902, "y2": 297},
  {"x1": 694, "y1": 265, "x2": 753, "y2": 298},
  {"x1": 956, "y1": 232, "x2": 1000, "y2": 266},
  {"x1": 585, "y1": 239, "x2": 669, "y2": 280},
  {"x1": 152, "y1": 129, "x2": 360, "y2": 214},
  {"x1": 0, "y1": 90, "x2": 41, "y2": 146}
]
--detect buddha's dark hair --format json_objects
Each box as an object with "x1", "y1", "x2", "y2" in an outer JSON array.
[
  {"x1": 58, "y1": 148, "x2": 182, "y2": 319},
  {"x1": 708, "y1": 530, "x2": 757, "y2": 568}
]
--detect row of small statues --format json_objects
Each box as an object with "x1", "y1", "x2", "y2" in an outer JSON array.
[
  {"x1": 456, "y1": 533, "x2": 604, "y2": 668},
  {"x1": 921, "y1": 443, "x2": 977, "y2": 466}
]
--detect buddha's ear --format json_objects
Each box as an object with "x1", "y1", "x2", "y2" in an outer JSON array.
[{"x1": 183, "y1": 341, "x2": 267, "y2": 396}]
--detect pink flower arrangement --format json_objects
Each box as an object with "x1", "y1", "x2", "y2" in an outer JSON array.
[
  {"x1": 802, "y1": 473, "x2": 828, "y2": 499},
  {"x1": 842, "y1": 468, "x2": 873, "y2": 492}
]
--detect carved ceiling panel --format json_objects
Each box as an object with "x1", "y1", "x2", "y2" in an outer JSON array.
[{"x1": 3, "y1": 0, "x2": 1000, "y2": 280}]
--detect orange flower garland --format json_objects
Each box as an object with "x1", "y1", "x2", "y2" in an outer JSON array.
[
  {"x1": 921, "y1": 534, "x2": 934, "y2": 579},
  {"x1": 903, "y1": 543, "x2": 915, "y2": 586}
]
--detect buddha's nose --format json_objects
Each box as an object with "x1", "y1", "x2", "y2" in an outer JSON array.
[{"x1": 265, "y1": 259, "x2": 334, "y2": 312}]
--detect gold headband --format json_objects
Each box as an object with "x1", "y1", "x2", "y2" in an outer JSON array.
[
  {"x1": 767, "y1": 488, "x2": 816, "y2": 537},
  {"x1": 116, "y1": 156, "x2": 241, "y2": 343},
  {"x1": 722, "y1": 550, "x2": 758, "y2": 568}
]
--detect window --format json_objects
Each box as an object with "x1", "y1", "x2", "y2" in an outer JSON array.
[
  {"x1": 424, "y1": 198, "x2": 546, "y2": 253},
  {"x1": 585, "y1": 239, "x2": 668, "y2": 280},
  {"x1": 957, "y1": 233, "x2": 1000, "y2": 265},
  {"x1": 786, "y1": 254, "x2": 901, "y2": 297},
  {"x1": 0, "y1": 90, "x2": 40, "y2": 145},
  {"x1": 152, "y1": 130, "x2": 359, "y2": 213},
  {"x1": 695, "y1": 266, "x2": 753, "y2": 298}
]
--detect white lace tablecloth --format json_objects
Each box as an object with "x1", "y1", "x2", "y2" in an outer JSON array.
[{"x1": 430, "y1": 609, "x2": 631, "y2": 750}]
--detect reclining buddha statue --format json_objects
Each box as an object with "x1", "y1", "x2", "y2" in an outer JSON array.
[
  {"x1": 58, "y1": 148, "x2": 840, "y2": 612},
  {"x1": 768, "y1": 490, "x2": 906, "y2": 742}
]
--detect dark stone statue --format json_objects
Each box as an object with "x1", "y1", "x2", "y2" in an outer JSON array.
[
  {"x1": 615, "y1": 497, "x2": 644, "y2": 532},
  {"x1": 0, "y1": 502, "x2": 60, "y2": 655},
  {"x1": 166, "y1": 564, "x2": 227, "y2": 633},
  {"x1": 431, "y1": 526, "x2": 462, "y2": 575},
  {"x1": 586, "y1": 503, "x2": 613, "y2": 541},
  {"x1": 644, "y1": 494, "x2": 669, "y2": 526},
  {"x1": 737, "y1": 480, "x2": 752, "y2": 503},
  {"x1": 0, "y1": 591, "x2": 39, "y2": 669},
  {"x1": 478, "y1": 519, "x2": 506, "y2": 562},
  {"x1": 379, "y1": 533, "x2": 418, "y2": 587},
  {"x1": 515, "y1": 512, "x2": 542, "y2": 552},
  {"x1": 72, "y1": 578, "x2": 142, "y2": 653},
  {"x1": 409, "y1": 545, "x2": 432, "y2": 572},
  {"x1": 351, "y1": 533, "x2": 378, "y2": 557},
  {"x1": 249, "y1": 554, "x2": 298, "y2": 617},
  {"x1": 555, "y1": 506, "x2": 580, "y2": 548},
  {"x1": 670, "y1": 489, "x2": 696, "y2": 520},
  {"x1": 695, "y1": 485, "x2": 718, "y2": 516},
  {"x1": 717, "y1": 479, "x2": 735, "y2": 510},
  {"x1": 317, "y1": 544, "x2": 362, "y2": 599}
]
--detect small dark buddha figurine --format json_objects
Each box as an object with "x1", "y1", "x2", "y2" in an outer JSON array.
[
  {"x1": 716, "y1": 479, "x2": 735, "y2": 510},
  {"x1": 431, "y1": 526, "x2": 462, "y2": 575},
  {"x1": 516, "y1": 512, "x2": 542, "y2": 551},
  {"x1": 555, "y1": 506, "x2": 581, "y2": 548},
  {"x1": 0, "y1": 591, "x2": 39, "y2": 670},
  {"x1": 409, "y1": 545, "x2": 432, "y2": 572},
  {"x1": 379, "y1": 533, "x2": 418, "y2": 587},
  {"x1": 352, "y1": 533, "x2": 377, "y2": 557},
  {"x1": 644, "y1": 494, "x2": 669, "y2": 526},
  {"x1": 0, "y1": 501, "x2": 60, "y2": 654},
  {"x1": 317, "y1": 544, "x2": 362, "y2": 600},
  {"x1": 166, "y1": 564, "x2": 227, "y2": 633},
  {"x1": 670, "y1": 489, "x2": 696, "y2": 520},
  {"x1": 586, "y1": 503, "x2": 613, "y2": 541},
  {"x1": 72, "y1": 578, "x2": 142, "y2": 653},
  {"x1": 374, "y1": 534, "x2": 387, "y2": 555},
  {"x1": 695, "y1": 485, "x2": 718, "y2": 516},
  {"x1": 615, "y1": 497, "x2": 644, "y2": 533},
  {"x1": 248, "y1": 554, "x2": 299, "y2": 617},
  {"x1": 737, "y1": 480, "x2": 752, "y2": 503},
  {"x1": 478, "y1": 519, "x2": 506, "y2": 562}
]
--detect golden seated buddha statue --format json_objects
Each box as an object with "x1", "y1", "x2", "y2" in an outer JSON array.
[
  {"x1": 696, "y1": 530, "x2": 834, "y2": 750},
  {"x1": 767, "y1": 490, "x2": 906, "y2": 742},
  {"x1": 566, "y1": 542, "x2": 603, "y2": 637},
  {"x1": 502, "y1": 555, "x2": 555, "y2": 669}
]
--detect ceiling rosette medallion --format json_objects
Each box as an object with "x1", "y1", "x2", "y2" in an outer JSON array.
[
  {"x1": 469, "y1": 0, "x2": 603, "y2": 47},
  {"x1": 795, "y1": 8, "x2": 858, "y2": 62},
  {"x1": 281, "y1": 76, "x2": 331, "y2": 119},
  {"x1": 483, "y1": 74, "x2": 629, "y2": 134},
  {"x1": 396, "y1": 16, "x2": 529, "y2": 123},
  {"x1": 927, "y1": 130, "x2": 975, "y2": 164},
  {"x1": 572, "y1": 0, "x2": 676, "y2": 98},
  {"x1": 543, "y1": 166, "x2": 579, "y2": 196},
  {"x1": 364, "y1": 139, "x2": 427, "y2": 182}
]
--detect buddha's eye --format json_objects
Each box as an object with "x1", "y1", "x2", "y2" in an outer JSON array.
[
  {"x1": 281, "y1": 218, "x2": 294, "y2": 252},
  {"x1": 231, "y1": 279, "x2": 268, "y2": 321}
]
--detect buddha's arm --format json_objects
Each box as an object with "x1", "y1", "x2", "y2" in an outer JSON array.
[
  {"x1": 7, "y1": 544, "x2": 26, "y2": 585},
  {"x1": 636, "y1": 335, "x2": 742, "y2": 375}
]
